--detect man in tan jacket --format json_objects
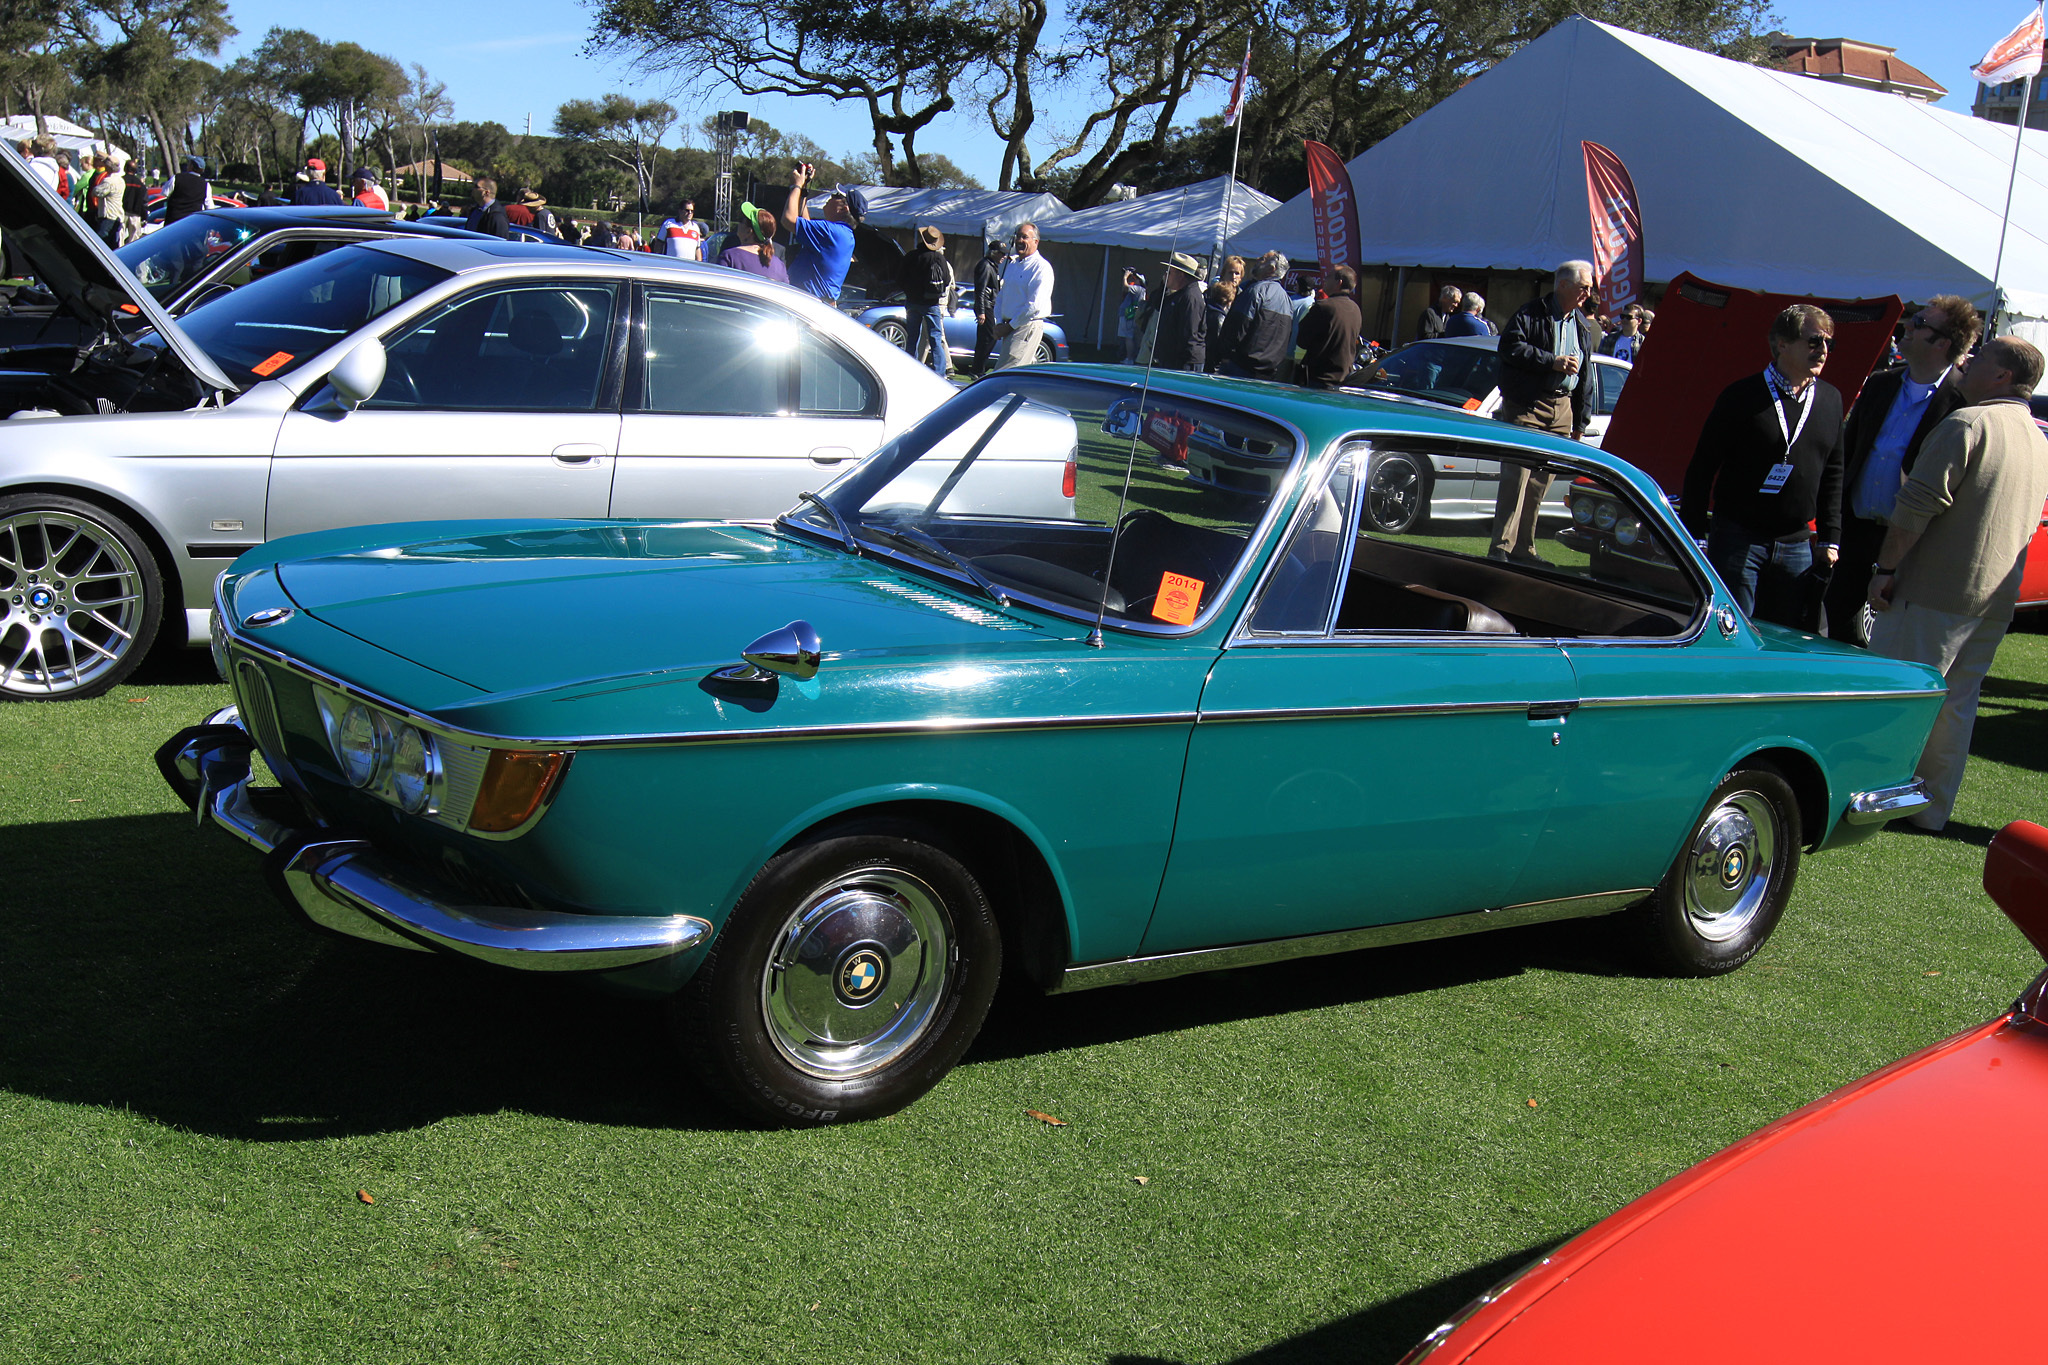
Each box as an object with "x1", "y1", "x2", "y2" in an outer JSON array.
[{"x1": 1868, "y1": 335, "x2": 2048, "y2": 830}]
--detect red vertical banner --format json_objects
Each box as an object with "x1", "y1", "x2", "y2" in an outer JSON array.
[
  {"x1": 1303, "y1": 140, "x2": 1360, "y2": 279},
  {"x1": 1581, "y1": 141, "x2": 1643, "y2": 317}
]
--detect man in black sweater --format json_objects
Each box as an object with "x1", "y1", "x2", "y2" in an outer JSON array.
[
  {"x1": 1153, "y1": 251, "x2": 1208, "y2": 372},
  {"x1": 1823, "y1": 293, "x2": 1977, "y2": 643},
  {"x1": 1491, "y1": 260, "x2": 1600, "y2": 563},
  {"x1": 971, "y1": 240, "x2": 1005, "y2": 378},
  {"x1": 1297, "y1": 265, "x2": 1362, "y2": 389},
  {"x1": 1681, "y1": 304, "x2": 1847, "y2": 630}
]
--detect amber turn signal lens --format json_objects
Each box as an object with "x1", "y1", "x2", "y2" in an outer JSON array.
[{"x1": 469, "y1": 750, "x2": 570, "y2": 833}]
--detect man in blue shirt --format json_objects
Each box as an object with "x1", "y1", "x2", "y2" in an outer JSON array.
[
  {"x1": 781, "y1": 164, "x2": 861, "y2": 303},
  {"x1": 289, "y1": 158, "x2": 342, "y2": 207},
  {"x1": 1826, "y1": 293, "x2": 1977, "y2": 644}
]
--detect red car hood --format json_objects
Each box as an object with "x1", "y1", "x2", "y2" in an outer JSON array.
[{"x1": 1436, "y1": 1007, "x2": 2048, "y2": 1361}]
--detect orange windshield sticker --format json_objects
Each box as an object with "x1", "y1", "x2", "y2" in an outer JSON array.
[
  {"x1": 1152, "y1": 571, "x2": 1204, "y2": 625},
  {"x1": 251, "y1": 351, "x2": 294, "y2": 377},
  {"x1": 117, "y1": 303, "x2": 140, "y2": 315},
  {"x1": 1461, "y1": 397, "x2": 1483, "y2": 411}
]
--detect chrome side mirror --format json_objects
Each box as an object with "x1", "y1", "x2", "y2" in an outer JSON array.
[
  {"x1": 324, "y1": 337, "x2": 388, "y2": 411},
  {"x1": 713, "y1": 620, "x2": 821, "y2": 684}
]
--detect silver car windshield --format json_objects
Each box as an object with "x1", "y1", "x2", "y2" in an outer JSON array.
[
  {"x1": 162, "y1": 247, "x2": 450, "y2": 388},
  {"x1": 790, "y1": 374, "x2": 1300, "y2": 631}
]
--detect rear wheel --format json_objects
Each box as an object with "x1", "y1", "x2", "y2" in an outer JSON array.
[
  {"x1": 1364, "y1": 451, "x2": 1430, "y2": 534},
  {"x1": 674, "y1": 823, "x2": 1001, "y2": 1125},
  {"x1": 1631, "y1": 764, "x2": 1801, "y2": 976},
  {"x1": 1034, "y1": 337, "x2": 1057, "y2": 364},
  {"x1": 873, "y1": 318, "x2": 910, "y2": 350},
  {"x1": 0, "y1": 494, "x2": 163, "y2": 701}
]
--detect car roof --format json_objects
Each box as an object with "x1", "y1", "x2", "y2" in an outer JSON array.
[{"x1": 188, "y1": 206, "x2": 490, "y2": 239}]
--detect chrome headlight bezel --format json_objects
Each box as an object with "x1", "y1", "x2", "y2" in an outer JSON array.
[
  {"x1": 390, "y1": 724, "x2": 443, "y2": 815},
  {"x1": 1593, "y1": 501, "x2": 1619, "y2": 531},
  {"x1": 333, "y1": 703, "x2": 390, "y2": 789}
]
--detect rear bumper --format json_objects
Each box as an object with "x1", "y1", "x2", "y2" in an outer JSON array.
[
  {"x1": 156, "y1": 717, "x2": 712, "y2": 972},
  {"x1": 1844, "y1": 779, "x2": 1933, "y2": 826}
]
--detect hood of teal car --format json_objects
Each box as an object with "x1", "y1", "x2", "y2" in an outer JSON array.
[{"x1": 274, "y1": 521, "x2": 1080, "y2": 695}]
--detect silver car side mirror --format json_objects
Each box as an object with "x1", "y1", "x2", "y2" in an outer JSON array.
[
  {"x1": 713, "y1": 621, "x2": 821, "y2": 684},
  {"x1": 324, "y1": 338, "x2": 388, "y2": 411}
]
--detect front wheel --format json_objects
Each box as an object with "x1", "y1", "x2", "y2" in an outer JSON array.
[
  {"x1": 1364, "y1": 451, "x2": 1430, "y2": 534},
  {"x1": 673, "y1": 824, "x2": 1001, "y2": 1125},
  {"x1": 873, "y1": 318, "x2": 910, "y2": 350},
  {"x1": 0, "y1": 494, "x2": 163, "y2": 701},
  {"x1": 1034, "y1": 337, "x2": 1057, "y2": 364},
  {"x1": 1630, "y1": 765, "x2": 1802, "y2": 976}
]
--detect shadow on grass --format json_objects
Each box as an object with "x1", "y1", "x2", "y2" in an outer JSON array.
[
  {"x1": 969, "y1": 914, "x2": 1633, "y2": 1067},
  {"x1": 1102, "y1": 1237, "x2": 1569, "y2": 1365},
  {"x1": 0, "y1": 811, "x2": 741, "y2": 1140}
]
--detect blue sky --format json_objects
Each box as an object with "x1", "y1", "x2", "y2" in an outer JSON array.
[{"x1": 213, "y1": 0, "x2": 2040, "y2": 188}]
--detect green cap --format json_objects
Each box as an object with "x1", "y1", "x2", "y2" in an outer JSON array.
[{"x1": 741, "y1": 201, "x2": 767, "y2": 235}]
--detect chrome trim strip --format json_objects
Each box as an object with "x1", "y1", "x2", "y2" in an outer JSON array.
[
  {"x1": 173, "y1": 725, "x2": 711, "y2": 970},
  {"x1": 1199, "y1": 700, "x2": 1535, "y2": 723},
  {"x1": 1050, "y1": 889, "x2": 1652, "y2": 993},
  {"x1": 1577, "y1": 689, "x2": 1946, "y2": 708},
  {"x1": 1845, "y1": 779, "x2": 1933, "y2": 825}
]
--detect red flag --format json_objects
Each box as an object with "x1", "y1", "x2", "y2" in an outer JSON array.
[
  {"x1": 1975, "y1": 4, "x2": 2045, "y2": 84},
  {"x1": 1303, "y1": 140, "x2": 1360, "y2": 279},
  {"x1": 1582, "y1": 141, "x2": 1643, "y2": 318},
  {"x1": 1224, "y1": 43, "x2": 1252, "y2": 128}
]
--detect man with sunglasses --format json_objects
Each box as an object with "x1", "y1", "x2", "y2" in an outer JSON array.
[
  {"x1": 1681, "y1": 304, "x2": 1847, "y2": 629},
  {"x1": 1825, "y1": 295, "x2": 1978, "y2": 643}
]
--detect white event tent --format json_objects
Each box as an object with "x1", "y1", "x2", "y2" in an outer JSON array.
[
  {"x1": 1, "y1": 115, "x2": 118, "y2": 160},
  {"x1": 1232, "y1": 18, "x2": 2048, "y2": 342},
  {"x1": 803, "y1": 185, "x2": 1075, "y2": 291},
  {"x1": 1041, "y1": 177, "x2": 1283, "y2": 346}
]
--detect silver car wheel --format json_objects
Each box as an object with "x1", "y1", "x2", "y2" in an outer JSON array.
[
  {"x1": 0, "y1": 509, "x2": 148, "y2": 697},
  {"x1": 1365, "y1": 451, "x2": 1428, "y2": 534},
  {"x1": 1679, "y1": 789, "x2": 1778, "y2": 943},
  {"x1": 874, "y1": 318, "x2": 909, "y2": 349},
  {"x1": 760, "y1": 865, "x2": 954, "y2": 1080}
]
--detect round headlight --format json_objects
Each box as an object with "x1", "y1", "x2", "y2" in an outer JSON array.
[
  {"x1": 1614, "y1": 515, "x2": 1642, "y2": 547},
  {"x1": 209, "y1": 608, "x2": 229, "y2": 680},
  {"x1": 333, "y1": 704, "x2": 388, "y2": 788},
  {"x1": 1571, "y1": 499, "x2": 1595, "y2": 526},
  {"x1": 1593, "y1": 501, "x2": 1619, "y2": 531},
  {"x1": 390, "y1": 726, "x2": 441, "y2": 814}
]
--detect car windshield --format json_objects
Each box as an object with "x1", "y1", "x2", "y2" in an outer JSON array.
[
  {"x1": 787, "y1": 373, "x2": 1301, "y2": 631},
  {"x1": 116, "y1": 213, "x2": 256, "y2": 298},
  {"x1": 1362, "y1": 341, "x2": 1499, "y2": 406},
  {"x1": 163, "y1": 247, "x2": 451, "y2": 388}
]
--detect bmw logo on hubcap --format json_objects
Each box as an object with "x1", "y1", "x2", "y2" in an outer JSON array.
[
  {"x1": 27, "y1": 587, "x2": 55, "y2": 611},
  {"x1": 836, "y1": 946, "x2": 888, "y2": 1005},
  {"x1": 1721, "y1": 846, "x2": 1747, "y2": 886}
]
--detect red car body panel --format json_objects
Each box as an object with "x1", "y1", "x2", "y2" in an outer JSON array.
[{"x1": 1408, "y1": 820, "x2": 2048, "y2": 1363}]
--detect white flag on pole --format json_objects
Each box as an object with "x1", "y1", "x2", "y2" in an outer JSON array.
[
  {"x1": 1223, "y1": 42, "x2": 1252, "y2": 127},
  {"x1": 1974, "y1": 3, "x2": 2045, "y2": 86}
]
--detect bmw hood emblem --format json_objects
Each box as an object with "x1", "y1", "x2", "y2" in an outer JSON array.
[{"x1": 836, "y1": 946, "x2": 888, "y2": 1005}]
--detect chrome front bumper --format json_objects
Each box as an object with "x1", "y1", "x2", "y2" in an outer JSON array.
[
  {"x1": 157, "y1": 718, "x2": 713, "y2": 972},
  {"x1": 1844, "y1": 779, "x2": 1934, "y2": 825}
]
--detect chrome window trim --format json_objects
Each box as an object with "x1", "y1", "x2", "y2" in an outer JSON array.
[
  {"x1": 1233, "y1": 439, "x2": 1365, "y2": 642},
  {"x1": 1198, "y1": 700, "x2": 1538, "y2": 723},
  {"x1": 1230, "y1": 429, "x2": 1713, "y2": 651},
  {"x1": 788, "y1": 374, "x2": 1314, "y2": 640},
  {"x1": 1574, "y1": 688, "x2": 1945, "y2": 708}
]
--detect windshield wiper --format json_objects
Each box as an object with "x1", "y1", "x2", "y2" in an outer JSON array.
[
  {"x1": 790, "y1": 491, "x2": 857, "y2": 553},
  {"x1": 863, "y1": 523, "x2": 1010, "y2": 607}
]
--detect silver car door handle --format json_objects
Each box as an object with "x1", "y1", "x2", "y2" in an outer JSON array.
[
  {"x1": 809, "y1": 446, "x2": 856, "y2": 466},
  {"x1": 552, "y1": 444, "x2": 607, "y2": 465}
]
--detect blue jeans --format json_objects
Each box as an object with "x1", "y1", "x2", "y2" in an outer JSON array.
[
  {"x1": 1707, "y1": 522, "x2": 1812, "y2": 628},
  {"x1": 909, "y1": 305, "x2": 949, "y2": 376}
]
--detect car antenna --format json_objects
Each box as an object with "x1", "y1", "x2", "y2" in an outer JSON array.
[{"x1": 1088, "y1": 187, "x2": 1192, "y2": 649}]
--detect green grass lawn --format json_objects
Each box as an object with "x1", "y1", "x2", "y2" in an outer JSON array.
[{"x1": 3, "y1": 631, "x2": 2046, "y2": 1363}]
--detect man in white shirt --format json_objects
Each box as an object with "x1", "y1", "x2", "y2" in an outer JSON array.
[
  {"x1": 1827, "y1": 294, "x2": 1977, "y2": 644},
  {"x1": 992, "y1": 222, "x2": 1055, "y2": 370}
]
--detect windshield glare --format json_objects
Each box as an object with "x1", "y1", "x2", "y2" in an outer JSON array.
[
  {"x1": 164, "y1": 247, "x2": 450, "y2": 388},
  {"x1": 116, "y1": 213, "x2": 254, "y2": 297},
  {"x1": 799, "y1": 375, "x2": 1300, "y2": 629},
  {"x1": 1363, "y1": 341, "x2": 1499, "y2": 404}
]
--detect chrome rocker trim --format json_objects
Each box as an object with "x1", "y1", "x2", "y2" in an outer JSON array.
[
  {"x1": 1844, "y1": 779, "x2": 1934, "y2": 825},
  {"x1": 1049, "y1": 888, "x2": 1652, "y2": 993},
  {"x1": 161, "y1": 724, "x2": 713, "y2": 972}
]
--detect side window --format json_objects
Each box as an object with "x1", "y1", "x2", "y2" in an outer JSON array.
[
  {"x1": 1594, "y1": 361, "x2": 1627, "y2": 416},
  {"x1": 799, "y1": 333, "x2": 879, "y2": 416},
  {"x1": 371, "y1": 283, "x2": 618, "y2": 412},
  {"x1": 638, "y1": 290, "x2": 790, "y2": 416},
  {"x1": 1334, "y1": 446, "x2": 1699, "y2": 638},
  {"x1": 1248, "y1": 449, "x2": 1358, "y2": 634}
]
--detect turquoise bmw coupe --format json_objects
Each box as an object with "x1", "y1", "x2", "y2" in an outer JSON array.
[{"x1": 161, "y1": 366, "x2": 1943, "y2": 1123}]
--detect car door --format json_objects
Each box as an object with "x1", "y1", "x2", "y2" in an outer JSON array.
[
  {"x1": 1140, "y1": 446, "x2": 1578, "y2": 956},
  {"x1": 610, "y1": 284, "x2": 887, "y2": 520},
  {"x1": 266, "y1": 280, "x2": 623, "y2": 541}
]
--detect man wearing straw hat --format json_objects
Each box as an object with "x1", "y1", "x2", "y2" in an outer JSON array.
[{"x1": 1153, "y1": 251, "x2": 1208, "y2": 372}]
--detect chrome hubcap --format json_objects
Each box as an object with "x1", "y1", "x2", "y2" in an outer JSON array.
[
  {"x1": 1368, "y1": 456, "x2": 1420, "y2": 529},
  {"x1": 761, "y1": 867, "x2": 953, "y2": 1080},
  {"x1": 0, "y1": 512, "x2": 145, "y2": 695},
  {"x1": 1681, "y1": 791, "x2": 1777, "y2": 942}
]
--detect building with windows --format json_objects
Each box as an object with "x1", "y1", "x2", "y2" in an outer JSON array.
[
  {"x1": 1768, "y1": 35, "x2": 1946, "y2": 102},
  {"x1": 1975, "y1": 78, "x2": 2048, "y2": 131}
]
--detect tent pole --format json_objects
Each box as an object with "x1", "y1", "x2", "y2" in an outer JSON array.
[
  {"x1": 1213, "y1": 116, "x2": 1246, "y2": 280},
  {"x1": 1391, "y1": 265, "x2": 1408, "y2": 344},
  {"x1": 1098, "y1": 244, "x2": 1110, "y2": 349},
  {"x1": 1992, "y1": 73, "x2": 2034, "y2": 332}
]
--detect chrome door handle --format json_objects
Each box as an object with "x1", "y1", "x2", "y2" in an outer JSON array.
[
  {"x1": 552, "y1": 443, "x2": 607, "y2": 466},
  {"x1": 809, "y1": 446, "x2": 856, "y2": 466}
]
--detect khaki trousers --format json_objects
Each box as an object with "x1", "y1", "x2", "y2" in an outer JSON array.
[
  {"x1": 1868, "y1": 598, "x2": 2007, "y2": 829},
  {"x1": 995, "y1": 320, "x2": 1045, "y2": 370},
  {"x1": 1490, "y1": 394, "x2": 1570, "y2": 557}
]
